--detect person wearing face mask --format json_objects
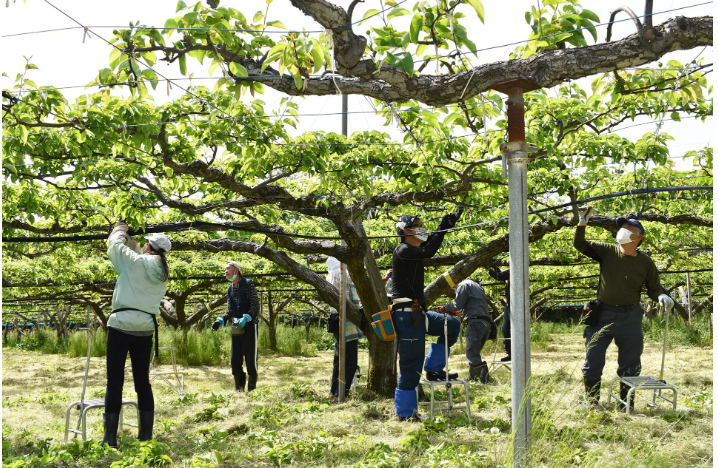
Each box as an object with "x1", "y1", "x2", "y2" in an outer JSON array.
[
  {"x1": 574, "y1": 209, "x2": 674, "y2": 411},
  {"x1": 211, "y1": 261, "x2": 260, "y2": 392},
  {"x1": 391, "y1": 212, "x2": 461, "y2": 422}
]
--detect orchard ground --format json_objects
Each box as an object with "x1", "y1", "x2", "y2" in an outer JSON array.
[{"x1": 2, "y1": 322, "x2": 712, "y2": 467}]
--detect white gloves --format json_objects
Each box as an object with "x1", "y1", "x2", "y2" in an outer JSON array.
[
  {"x1": 577, "y1": 208, "x2": 592, "y2": 226},
  {"x1": 126, "y1": 236, "x2": 141, "y2": 254},
  {"x1": 658, "y1": 294, "x2": 674, "y2": 310}
]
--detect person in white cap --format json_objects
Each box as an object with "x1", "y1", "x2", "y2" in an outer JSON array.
[
  {"x1": 212, "y1": 261, "x2": 260, "y2": 392},
  {"x1": 103, "y1": 222, "x2": 171, "y2": 447}
]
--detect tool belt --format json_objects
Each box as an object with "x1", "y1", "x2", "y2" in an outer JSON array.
[
  {"x1": 110, "y1": 308, "x2": 159, "y2": 358},
  {"x1": 600, "y1": 303, "x2": 639, "y2": 313}
]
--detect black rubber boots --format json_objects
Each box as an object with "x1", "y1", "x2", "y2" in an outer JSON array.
[
  {"x1": 584, "y1": 379, "x2": 601, "y2": 406},
  {"x1": 102, "y1": 412, "x2": 120, "y2": 447}
]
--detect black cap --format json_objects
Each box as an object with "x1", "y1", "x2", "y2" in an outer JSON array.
[
  {"x1": 396, "y1": 214, "x2": 420, "y2": 236},
  {"x1": 616, "y1": 217, "x2": 645, "y2": 235}
]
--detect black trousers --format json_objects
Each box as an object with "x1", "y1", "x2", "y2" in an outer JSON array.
[
  {"x1": 330, "y1": 331, "x2": 358, "y2": 397},
  {"x1": 105, "y1": 327, "x2": 154, "y2": 413},
  {"x1": 231, "y1": 323, "x2": 258, "y2": 376},
  {"x1": 501, "y1": 305, "x2": 512, "y2": 356}
]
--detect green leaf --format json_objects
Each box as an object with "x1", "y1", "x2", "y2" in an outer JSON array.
[
  {"x1": 253, "y1": 11, "x2": 264, "y2": 23},
  {"x1": 179, "y1": 55, "x2": 187, "y2": 75},
  {"x1": 229, "y1": 62, "x2": 248, "y2": 77},
  {"x1": 293, "y1": 74, "x2": 303, "y2": 91},
  {"x1": 166, "y1": 166, "x2": 174, "y2": 177},
  {"x1": 580, "y1": 9, "x2": 600, "y2": 23},
  {"x1": 466, "y1": 0, "x2": 485, "y2": 23},
  {"x1": 361, "y1": 9, "x2": 380, "y2": 24},
  {"x1": 19, "y1": 124, "x2": 29, "y2": 144},
  {"x1": 176, "y1": 0, "x2": 187, "y2": 12},
  {"x1": 208, "y1": 60, "x2": 220, "y2": 76},
  {"x1": 387, "y1": 8, "x2": 410, "y2": 19},
  {"x1": 310, "y1": 48, "x2": 324, "y2": 73},
  {"x1": 141, "y1": 69, "x2": 158, "y2": 89},
  {"x1": 266, "y1": 20, "x2": 286, "y2": 29},
  {"x1": 164, "y1": 18, "x2": 178, "y2": 39},
  {"x1": 109, "y1": 48, "x2": 122, "y2": 70},
  {"x1": 410, "y1": 15, "x2": 423, "y2": 43},
  {"x1": 398, "y1": 53, "x2": 414, "y2": 75}
]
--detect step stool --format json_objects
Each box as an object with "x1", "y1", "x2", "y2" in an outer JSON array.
[
  {"x1": 489, "y1": 337, "x2": 511, "y2": 376},
  {"x1": 417, "y1": 378, "x2": 472, "y2": 418},
  {"x1": 150, "y1": 346, "x2": 185, "y2": 395},
  {"x1": 64, "y1": 313, "x2": 138, "y2": 442},
  {"x1": 65, "y1": 398, "x2": 138, "y2": 442},
  {"x1": 607, "y1": 376, "x2": 678, "y2": 414}
]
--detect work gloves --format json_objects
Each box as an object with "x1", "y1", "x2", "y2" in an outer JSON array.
[
  {"x1": 211, "y1": 318, "x2": 224, "y2": 331},
  {"x1": 438, "y1": 306, "x2": 459, "y2": 317},
  {"x1": 438, "y1": 210, "x2": 462, "y2": 231},
  {"x1": 110, "y1": 221, "x2": 141, "y2": 253},
  {"x1": 658, "y1": 294, "x2": 674, "y2": 310},
  {"x1": 577, "y1": 208, "x2": 592, "y2": 226},
  {"x1": 238, "y1": 314, "x2": 252, "y2": 328}
]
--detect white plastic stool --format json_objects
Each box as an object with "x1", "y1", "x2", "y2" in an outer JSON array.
[
  {"x1": 417, "y1": 378, "x2": 472, "y2": 418},
  {"x1": 150, "y1": 346, "x2": 185, "y2": 395}
]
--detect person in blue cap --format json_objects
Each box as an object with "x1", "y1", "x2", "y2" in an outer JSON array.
[
  {"x1": 574, "y1": 210, "x2": 674, "y2": 411},
  {"x1": 212, "y1": 261, "x2": 260, "y2": 392},
  {"x1": 391, "y1": 212, "x2": 461, "y2": 422}
]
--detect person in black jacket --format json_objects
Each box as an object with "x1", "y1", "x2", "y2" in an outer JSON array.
[
  {"x1": 212, "y1": 261, "x2": 261, "y2": 392},
  {"x1": 392, "y1": 213, "x2": 461, "y2": 421},
  {"x1": 488, "y1": 265, "x2": 511, "y2": 362}
]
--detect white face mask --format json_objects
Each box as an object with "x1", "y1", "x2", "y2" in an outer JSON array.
[
  {"x1": 413, "y1": 226, "x2": 429, "y2": 242},
  {"x1": 616, "y1": 228, "x2": 635, "y2": 245},
  {"x1": 228, "y1": 273, "x2": 237, "y2": 282}
]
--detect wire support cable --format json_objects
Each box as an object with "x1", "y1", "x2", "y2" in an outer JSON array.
[{"x1": 2, "y1": 185, "x2": 712, "y2": 244}]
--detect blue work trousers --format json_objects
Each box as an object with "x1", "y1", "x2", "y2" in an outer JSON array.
[
  {"x1": 581, "y1": 305, "x2": 644, "y2": 381},
  {"x1": 394, "y1": 310, "x2": 460, "y2": 390}
]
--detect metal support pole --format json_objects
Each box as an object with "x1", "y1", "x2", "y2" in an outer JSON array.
[
  {"x1": 338, "y1": 255, "x2": 347, "y2": 402},
  {"x1": 686, "y1": 272, "x2": 692, "y2": 324},
  {"x1": 492, "y1": 80, "x2": 539, "y2": 468},
  {"x1": 338, "y1": 95, "x2": 348, "y2": 402}
]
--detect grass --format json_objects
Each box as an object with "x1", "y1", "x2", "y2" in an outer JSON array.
[{"x1": 2, "y1": 322, "x2": 712, "y2": 467}]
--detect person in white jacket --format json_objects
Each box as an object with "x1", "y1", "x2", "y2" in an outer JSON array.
[{"x1": 103, "y1": 222, "x2": 170, "y2": 447}]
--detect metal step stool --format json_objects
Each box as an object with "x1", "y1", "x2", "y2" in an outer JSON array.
[
  {"x1": 150, "y1": 346, "x2": 185, "y2": 395},
  {"x1": 64, "y1": 308, "x2": 137, "y2": 442},
  {"x1": 489, "y1": 337, "x2": 511, "y2": 376},
  {"x1": 607, "y1": 376, "x2": 678, "y2": 414},
  {"x1": 417, "y1": 378, "x2": 472, "y2": 418},
  {"x1": 607, "y1": 305, "x2": 678, "y2": 414}
]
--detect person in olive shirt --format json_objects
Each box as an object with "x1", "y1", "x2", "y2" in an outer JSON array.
[{"x1": 574, "y1": 210, "x2": 674, "y2": 410}]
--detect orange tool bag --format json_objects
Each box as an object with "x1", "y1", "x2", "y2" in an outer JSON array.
[{"x1": 371, "y1": 306, "x2": 397, "y2": 341}]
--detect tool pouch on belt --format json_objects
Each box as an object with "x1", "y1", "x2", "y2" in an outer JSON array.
[
  {"x1": 371, "y1": 307, "x2": 396, "y2": 341},
  {"x1": 411, "y1": 299, "x2": 423, "y2": 329},
  {"x1": 230, "y1": 317, "x2": 245, "y2": 336},
  {"x1": 582, "y1": 299, "x2": 602, "y2": 328}
]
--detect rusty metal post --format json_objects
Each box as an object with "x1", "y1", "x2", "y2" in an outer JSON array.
[{"x1": 491, "y1": 78, "x2": 540, "y2": 468}]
